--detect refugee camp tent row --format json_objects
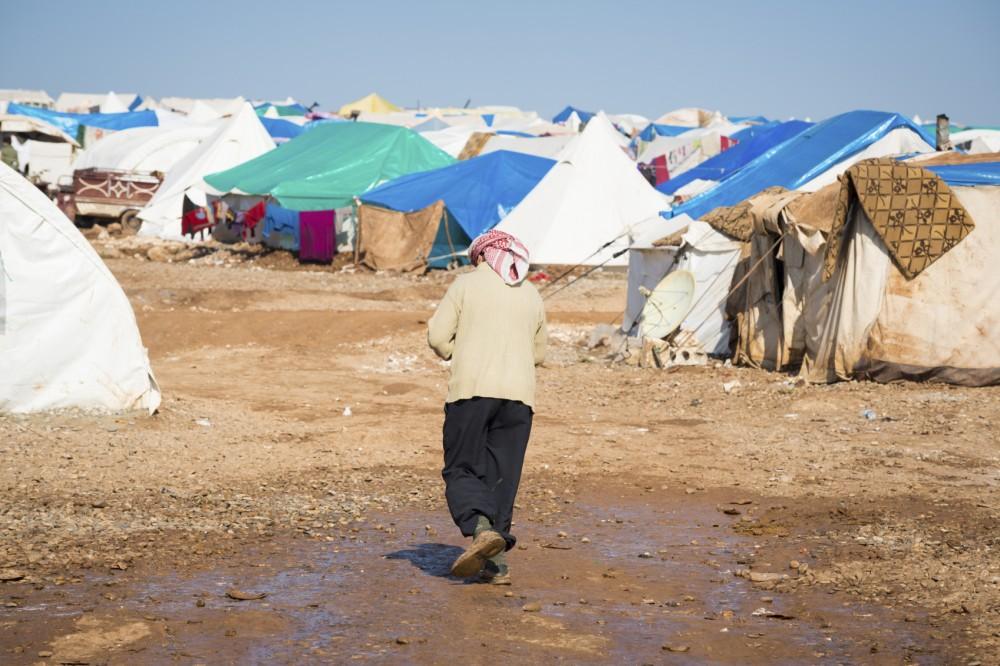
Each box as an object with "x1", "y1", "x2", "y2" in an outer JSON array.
[
  {"x1": 200, "y1": 121, "x2": 455, "y2": 259},
  {"x1": 623, "y1": 110, "x2": 937, "y2": 368},
  {"x1": 358, "y1": 150, "x2": 555, "y2": 270},
  {"x1": 0, "y1": 162, "x2": 160, "y2": 413}
]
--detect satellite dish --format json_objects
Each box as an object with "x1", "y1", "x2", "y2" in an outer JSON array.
[{"x1": 639, "y1": 270, "x2": 695, "y2": 340}]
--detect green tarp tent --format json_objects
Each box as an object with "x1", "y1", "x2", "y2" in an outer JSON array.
[{"x1": 203, "y1": 121, "x2": 455, "y2": 210}]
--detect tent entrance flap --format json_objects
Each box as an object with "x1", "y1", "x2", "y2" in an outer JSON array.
[
  {"x1": 356, "y1": 201, "x2": 446, "y2": 272},
  {"x1": 428, "y1": 210, "x2": 473, "y2": 269}
]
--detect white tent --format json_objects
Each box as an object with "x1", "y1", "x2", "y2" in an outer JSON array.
[
  {"x1": 496, "y1": 113, "x2": 669, "y2": 266},
  {"x1": 73, "y1": 124, "x2": 217, "y2": 173},
  {"x1": 417, "y1": 126, "x2": 478, "y2": 157},
  {"x1": 637, "y1": 123, "x2": 744, "y2": 162},
  {"x1": 951, "y1": 129, "x2": 1000, "y2": 154},
  {"x1": 479, "y1": 134, "x2": 576, "y2": 159},
  {"x1": 98, "y1": 91, "x2": 132, "y2": 114},
  {"x1": 623, "y1": 218, "x2": 744, "y2": 355},
  {"x1": 0, "y1": 162, "x2": 160, "y2": 413},
  {"x1": 56, "y1": 92, "x2": 138, "y2": 113},
  {"x1": 159, "y1": 96, "x2": 247, "y2": 117},
  {"x1": 138, "y1": 103, "x2": 275, "y2": 240},
  {"x1": 653, "y1": 107, "x2": 724, "y2": 128}
]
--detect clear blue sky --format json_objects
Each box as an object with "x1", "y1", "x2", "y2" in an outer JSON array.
[{"x1": 4, "y1": 0, "x2": 998, "y2": 125}]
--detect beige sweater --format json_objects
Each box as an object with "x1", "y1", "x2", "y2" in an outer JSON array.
[{"x1": 428, "y1": 263, "x2": 547, "y2": 407}]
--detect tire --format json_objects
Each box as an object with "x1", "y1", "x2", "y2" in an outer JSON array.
[{"x1": 120, "y1": 209, "x2": 141, "y2": 235}]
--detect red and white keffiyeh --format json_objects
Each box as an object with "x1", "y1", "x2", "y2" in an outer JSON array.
[{"x1": 469, "y1": 230, "x2": 530, "y2": 285}]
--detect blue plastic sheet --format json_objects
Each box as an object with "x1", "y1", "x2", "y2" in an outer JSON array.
[
  {"x1": 927, "y1": 162, "x2": 1000, "y2": 187},
  {"x1": 361, "y1": 150, "x2": 554, "y2": 240},
  {"x1": 637, "y1": 123, "x2": 692, "y2": 142},
  {"x1": 658, "y1": 120, "x2": 813, "y2": 195},
  {"x1": 668, "y1": 110, "x2": 934, "y2": 221},
  {"x1": 5, "y1": 102, "x2": 158, "y2": 140},
  {"x1": 552, "y1": 105, "x2": 594, "y2": 124},
  {"x1": 259, "y1": 116, "x2": 305, "y2": 141}
]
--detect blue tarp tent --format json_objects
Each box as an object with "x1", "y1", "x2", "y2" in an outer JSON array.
[
  {"x1": 361, "y1": 150, "x2": 555, "y2": 267},
  {"x1": 552, "y1": 105, "x2": 594, "y2": 124},
  {"x1": 667, "y1": 110, "x2": 934, "y2": 221},
  {"x1": 658, "y1": 120, "x2": 814, "y2": 196},
  {"x1": 637, "y1": 123, "x2": 692, "y2": 142},
  {"x1": 259, "y1": 116, "x2": 306, "y2": 142},
  {"x1": 5, "y1": 102, "x2": 158, "y2": 141},
  {"x1": 927, "y1": 162, "x2": 1000, "y2": 187}
]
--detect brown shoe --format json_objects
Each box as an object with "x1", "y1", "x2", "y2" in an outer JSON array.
[
  {"x1": 479, "y1": 568, "x2": 512, "y2": 586},
  {"x1": 450, "y1": 530, "x2": 506, "y2": 578}
]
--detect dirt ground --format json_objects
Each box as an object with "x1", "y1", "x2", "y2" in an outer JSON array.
[{"x1": 1, "y1": 242, "x2": 998, "y2": 664}]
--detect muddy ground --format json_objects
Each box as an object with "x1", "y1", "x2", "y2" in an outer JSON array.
[{"x1": 1, "y1": 243, "x2": 998, "y2": 664}]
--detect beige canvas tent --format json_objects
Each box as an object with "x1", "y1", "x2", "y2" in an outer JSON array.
[
  {"x1": 800, "y1": 159, "x2": 1000, "y2": 386},
  {"x1": 339, "y1": 93, "x2": 401, "y2": 117},
  {"x1": 726, "y1": 156, "x2": 999, "y2": 385}
]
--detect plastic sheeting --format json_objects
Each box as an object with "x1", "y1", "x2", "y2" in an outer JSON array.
[
  {"x1": 0, "y1": 162, "x2": 160, "y2": 413},
  {"x1": 637, "y1": 123, "x2": 692, "y2": 142},
  {"x1": 5, "y1": 102, "x2": 158, "y2": 141},
  {"x1": 669, "y1": 110, "x2": 934, "y2": 221},
  {"x1": 259, "y1": 116, "x2": 305, "y2": 142},
  {"x1": 927, "y1": 162, "x2": 1000, "y2": 187},
  {"x1": 204, "y1": 122, "x2": 455, "y2": 211},
  {"x1": 552, "y1": 105, "x2": 594, "y2": 124},
  {"x1": 361, "y1": 150, "x2": 554, "y2": 241},
  {"x1": 658, "y1": 120, "x2": 814, "y2": 195}
]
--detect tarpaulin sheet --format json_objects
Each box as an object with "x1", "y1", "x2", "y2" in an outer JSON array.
[
  {"x1": 927, "y1": 162, "x2": 1000, "y2": 186},
  {"x1": 552, "y1": 105, "x2": 594, "y2": 124},
  {"x1": 259, "y1": 116, "x2": 305, "y2": 141},
  {"x1": 204, "y1": 121, "x2": 454, "y2": 211},
  {"x1": 668, "y1": 110, "x2": 934, "y2": 221},
  {"x1": 5, "y1": 102, "x2": 158, "y2": 140},
  {"x1": 255, "y1": 102, "x2": 309, "y2": 117},
  {"x1": 658, "y1": 120, "x2": 813, "y2": 195},
  {"x1": 361, "y1": 150, "x2": 554, "y2": 240},
  {"x1": 638, "y1": 123, "x2": 692, "y2": 142}
]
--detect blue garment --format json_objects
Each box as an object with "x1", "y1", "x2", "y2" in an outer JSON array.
[
  {"x1": 262, "y1": 203, "x2": 301, "y2": 251},
  {"x1": 5, "y1": 102, "x2": 157, "y2": 140},
  {"x1": 658, "y1": 120, "x2": 813, "y2": 196},
  {"x1": 668, "y1": 110, "x2": 934, "y2": 221},
  {"x1": 361, "y1": 150, "x2": 554, "y2": 240}
]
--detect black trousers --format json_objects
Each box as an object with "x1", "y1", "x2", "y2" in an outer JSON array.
[{"x1": 442, "y1": 397, "x2": 533, "y2": 550}]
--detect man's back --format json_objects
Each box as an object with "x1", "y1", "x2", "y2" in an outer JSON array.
[{"x1": 428, "y1": 262, "x2": 547, "y2": 408}]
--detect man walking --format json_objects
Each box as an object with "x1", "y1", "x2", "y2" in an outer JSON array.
[{"x1": 428, "y1": 230, "x2": 547, "y2": 584}]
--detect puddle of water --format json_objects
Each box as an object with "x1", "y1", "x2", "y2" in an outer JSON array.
[{"x1": 5, "y1": 491, "x2": 944, "y2": 664}]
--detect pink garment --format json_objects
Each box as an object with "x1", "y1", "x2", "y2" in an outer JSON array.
[{"x1": 298, "y1": 210, "x2": 337, "y2": 263}]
